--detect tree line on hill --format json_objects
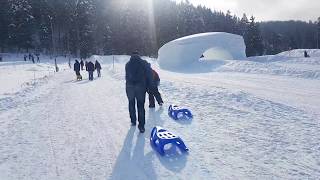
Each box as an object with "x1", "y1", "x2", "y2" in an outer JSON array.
[{"x1": 0, "y1": 0, "x2": 319, "y2": 58}]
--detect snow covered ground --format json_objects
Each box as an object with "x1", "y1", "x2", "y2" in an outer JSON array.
[{"x1": 0, "y1": 50, "x2": 320, "y2": 179}]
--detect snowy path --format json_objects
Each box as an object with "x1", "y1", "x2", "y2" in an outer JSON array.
[{"x1": 1, "y1": 58, "x2": 320, "y2": 179}]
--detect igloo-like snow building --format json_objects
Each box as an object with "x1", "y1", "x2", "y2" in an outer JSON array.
[{"x1": 158, "y1": 32, "x2": 246, "y2": 70}]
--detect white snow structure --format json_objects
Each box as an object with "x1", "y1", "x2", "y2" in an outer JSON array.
[{"x1": 158, "y1": 32, "x2": 246, "y2": 70}]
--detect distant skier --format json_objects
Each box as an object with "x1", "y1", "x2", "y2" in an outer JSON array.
[
  {"x1": 80, "y1": 60, "x2": 84, "y2": 70},
  {"x1": 31, "y1": 55, "x2": 35, "y2": 63},
  {"x1": 74, "y1": 60, "x2": 82, "y2": 80},
  {"x1": 86, "y1": 61, "x2": 95, "y2": 81},
  {"x1": 125, "y1": 51, "x2": 152, "y2": 133},
  {"x1": 95, "y1": 60, "x2": 102, "y2": 77},
  {"x1": 85, "y1": 61, "x2": 88, "y2": 71},
  {"x1": 148, "y1": 68, "x2": 164, "y2": 108},
  {"x1": 68, "y1": 58, "x2": 71, "y2": 69},
  {"x1": 304, "y1": 50, "x2": 310, "y2": 58}
]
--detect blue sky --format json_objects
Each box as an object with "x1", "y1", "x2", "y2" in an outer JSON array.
[{"x1": 175, "y1": 0, "x2": 319, "y2": 22}]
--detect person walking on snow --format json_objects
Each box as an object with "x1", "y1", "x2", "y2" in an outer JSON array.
[
  {"x1": 125, "y1": 51, "x2": 152, "y2": 133},
  {"x1": 148, "y1": 68, "x2": 164, "y2": 108},
  {"x1": 86, "y1": 61, "x2": 95, "y2": 81},
  {"x1": 85, "y1": 61, "x2": 88, "y2": 71},
  {"x1": 31, "y1": 55, "x2": 35, "y2": 63},
  {"x1": 80, "y1": 60, "x2": 84, "y2": 70},
  {"x1": 68, "y1": 58, "x2": 71, "y2": 69},
  {"x1": 95, "y1": 60, "x2": 102, "y2": 77},
  {"x1": 74, "y1": 60, "x2": 81, "y2": 80}
]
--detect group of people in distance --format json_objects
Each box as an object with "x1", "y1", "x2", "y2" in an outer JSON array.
[
  {"x1": 24, "y1": 53, "x2": 40, "y2": 63},
  {"x1": 74, "y1": 59, "x2": 102, "y2": 81}
]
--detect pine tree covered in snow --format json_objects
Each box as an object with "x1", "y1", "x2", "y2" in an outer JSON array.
[
  {"x1": 0, "y1": 0, "x2": 10, "y2": 52},
  {"x1": 77, "y1": 0, "x2": 95, "y2": 59},
  {"x1": 245, "y1": 16, "x2": 264, "y2": 56},
  {"x1": 8, "y1": 0, "x2": 35, "y2": 51},
  {"x1": 317, "y1": 17, "x2": 320, "y2": 48},
  {"x1": 239, "y1": 14, "x2": 249, "y2": 36}
]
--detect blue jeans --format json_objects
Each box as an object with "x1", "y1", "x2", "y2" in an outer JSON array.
[
  {"x1": 88, "y1": 71, "x2": 93, "y2": 80},
  {"x1": 126, "y1": 85, "x2": 146, "y2": 128}
]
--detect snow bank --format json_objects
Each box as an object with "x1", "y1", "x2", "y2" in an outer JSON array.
[
  {"x1": 277, "y1": 49, "x2": 320, "y2": 57},
  {"x1": 158, "y1": 32, "x2": 246, "y2": 70},
  {"x1": 0, "y1": 55, "x2": 71, "y2": 101},
  {"x1": 218, "y1": 59, "x2": 320, "y2": 79}
]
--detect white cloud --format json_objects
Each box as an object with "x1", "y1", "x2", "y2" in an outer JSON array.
[{"x1": 175, "y1": 0, "x2": 320, "y2": 21}]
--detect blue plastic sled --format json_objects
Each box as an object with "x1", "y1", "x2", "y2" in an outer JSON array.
[
  {"x1": 168, "y1": 104, "x2": 193, "y2": 120},
  {"x1": 150, "y1": 126, "x2": 189, "y2": 156}
]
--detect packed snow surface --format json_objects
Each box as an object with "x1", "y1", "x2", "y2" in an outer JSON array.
[
  {"x1": 0, "y1": 50, "x2": 320, "y2": 179},
  {"x1": 158, "y1": 32, "x2": 246, "y2": 70}
]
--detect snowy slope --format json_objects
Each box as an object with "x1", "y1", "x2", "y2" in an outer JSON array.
[
  {"x1": 0, "y1": 55, "x2": 73, "y2": 112},
  {"x1": 205, "y1": 49, "x2": 320, "y2": 79},
  {"x1": 277, "y1": 49, "x2": 320, "y2": 57},
  {"x1": 0, "y1": 53, "x2": 320, "y2": 179}
]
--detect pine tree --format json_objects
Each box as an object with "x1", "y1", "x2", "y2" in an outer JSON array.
[
  {"x1": 245, "y1": 16, "x2": 264, "y2": 56},
  {"x1": 239, "y1": 13, "x2": 249, "y2": 36},
  {"x1": 75, "y1": 0, "x2": 96, "y2": 59},
  {"x1": 30, "y1": 0, "x2": 52, "y2": 52},
  {"x1": 317, "y1": 17, "x2": 320, "y2": 49},
  {"x1": 8, "y1": 0, "x2": 35, "y2": 51},
  {"x1": 289, "y1": 36, "x2": 298, "y2": 50},
  {"x1": 0, "y1": 0, "x2": 10, "y2": 52}
]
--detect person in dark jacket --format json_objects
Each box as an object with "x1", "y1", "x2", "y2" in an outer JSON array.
[
  {"x1": 125, "y1": 51, "x2": 152, "y2": 133},
  {"x1": 74, "y1": 60, "x2": 81, "y2": 80},
  {"x1": 31, "y1": 55, "x2": 35, "y2": 63},
  {"x1": 80, "y1": 60, "x2": 84, "y2": 70},
  {"x1": 86, "y1": 61, "x2": 95, "y2": 80},
  {"x1": 95, "y1": 60, "x2": 102, "y2": 77},
  {"x1": 304, "y1": 50, "x2": 310, "y2": 58},
  {"x1": 85, "y1": 61, "x2": 88, "y2": 71},
  {"x1": 148, "y1": 69, "x2": 164, "y2": 108}
]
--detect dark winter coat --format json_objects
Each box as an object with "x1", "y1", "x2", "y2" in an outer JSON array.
[
  {"x1": 87, "y1": 62, "x2": 95, "y2": 71},
  {"x1": 151, "y1": 69, "x2": 160, "y2": 87},
  {"x1": 125, "y1": 55, "x2": 152, "y2": 89},
  {"x1": 80, "y1": 60, "x2": 84, "y2": 67},
  {"x1": 95, "y1": 61, "x2": 101, "y2": 70},
  {"x1": 74, "y1": 60, "x2": 80, "y2": 72}
]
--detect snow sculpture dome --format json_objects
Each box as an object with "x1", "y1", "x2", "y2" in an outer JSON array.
[{"x1": 158, "y1": 32, "x2": 246, "y2": 70}]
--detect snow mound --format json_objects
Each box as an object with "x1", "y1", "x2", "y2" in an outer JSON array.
[
  {"x1": 158, "y1": 32, "x2": 246, "y2": 71},
  {"x1": 277, "y1": 49, "x2": 320, "y2": 58},
  {"x1": 219, "y1": 50, "x2": 320, "y2": 79}
]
